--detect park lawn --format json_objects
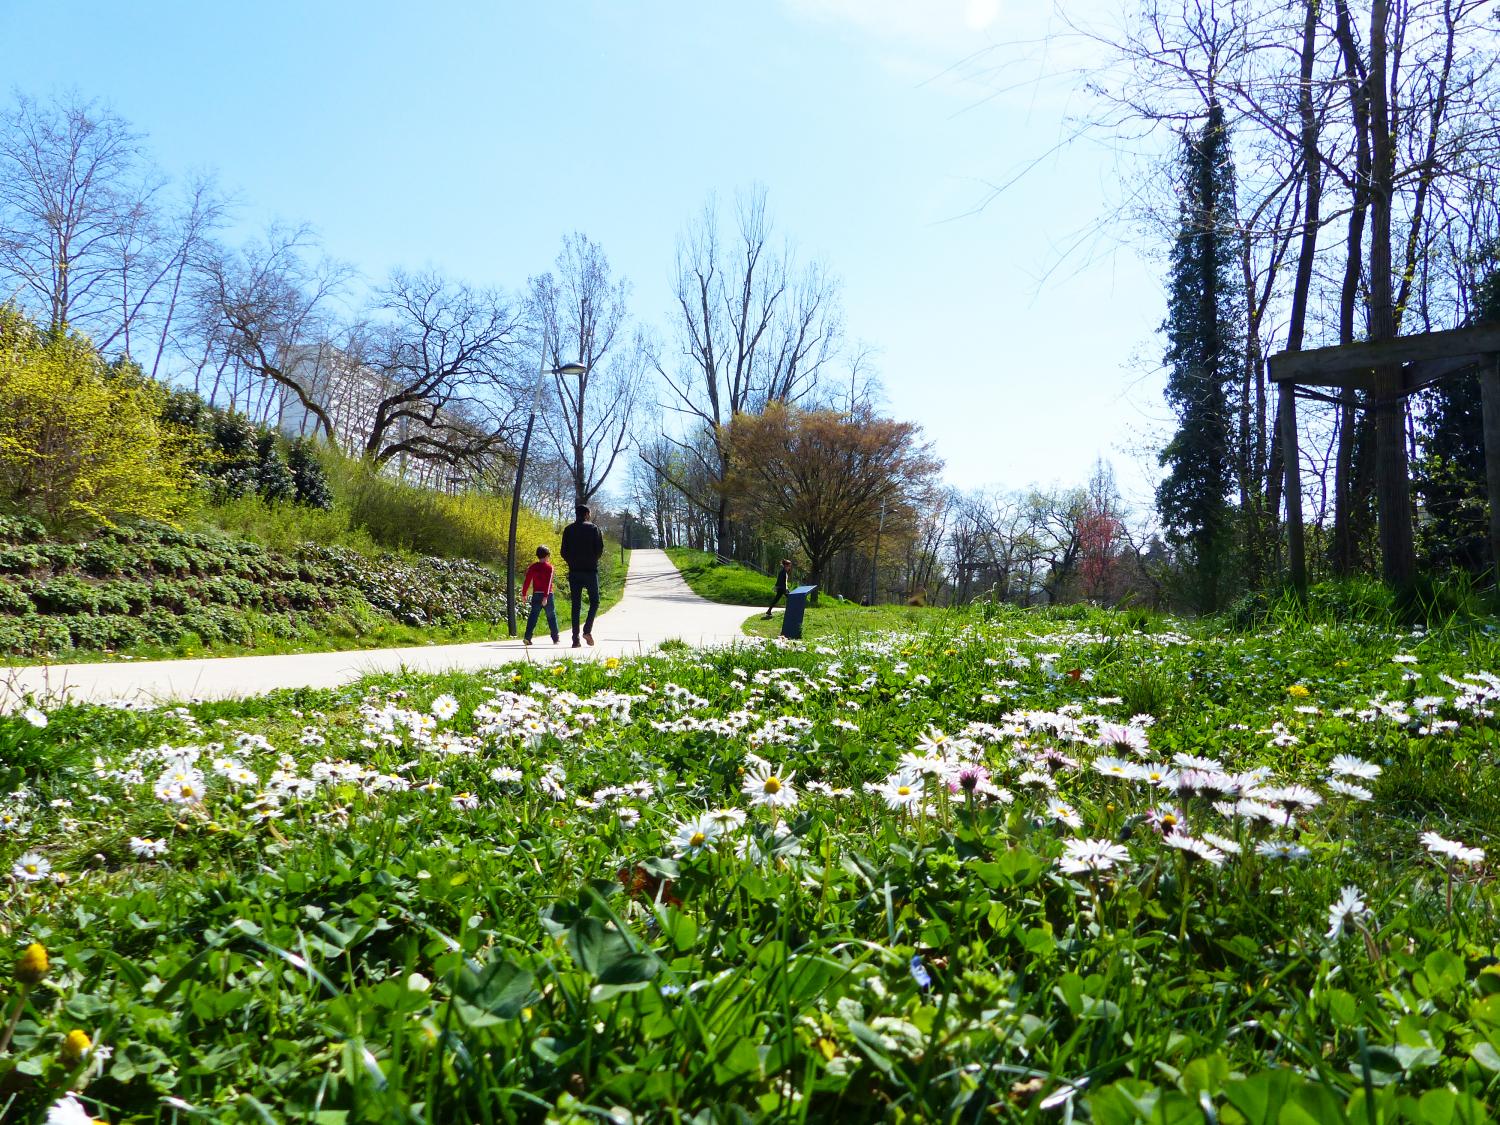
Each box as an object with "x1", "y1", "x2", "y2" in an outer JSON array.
[
  {"x1": 741, "y1": 599, "x2": 951, "y2": 641},
  {"x1": 4, "y1": 602, "x2": 1498, "y2": 1122},
  {"x1": 664, "y1": 546, "x2": 776, "y2": 605}
]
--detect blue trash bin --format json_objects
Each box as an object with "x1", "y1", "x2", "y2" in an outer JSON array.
[{"x1": 781, "y1": 585, "x2": 817, "y2": 640}]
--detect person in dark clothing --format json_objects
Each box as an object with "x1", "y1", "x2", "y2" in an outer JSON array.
[
  {"x1": 764, "y1": 558, "x2": 793, "y2": 618},
  {"x1": 560, "y1": 503, "x2": 605, "y2": 646}
]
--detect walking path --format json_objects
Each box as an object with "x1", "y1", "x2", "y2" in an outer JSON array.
[{"x1": 0, "y1": 550, "x2": 761, "y2": 709}]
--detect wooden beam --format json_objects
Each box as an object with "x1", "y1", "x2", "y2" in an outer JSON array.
[
  {"x1": 1279, "y1": 386, "x2": 1306, "y2": 594},
  {"x1": 1268, "y1": 322, "x2": 1500, "y2": 384},
  {"x1": 1482, "y1": 359, "x2": 1500, "y2": 580}
]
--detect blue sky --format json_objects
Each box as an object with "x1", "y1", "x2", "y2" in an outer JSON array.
[{"x1": 5, "y1": 0, "x2": 1169, "y2": 509}]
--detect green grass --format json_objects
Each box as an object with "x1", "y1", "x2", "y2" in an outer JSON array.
[
  {"x1": 3, "y1": 606, "x2": 1499, "y2": 1122},
  {"x1": 742, "y1": 599, "x2": 951, "y2": 641},
  {"x1": 665, "y1": 546, "x2": 778, "y2": 605}
]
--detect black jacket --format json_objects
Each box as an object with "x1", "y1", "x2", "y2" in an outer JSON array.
[
  {"x1": 560, "y1": 520, "x2": 604, "y2": 571},
  {"x1": 775, "y1": 567, "x2": 790, "y2": 594}
]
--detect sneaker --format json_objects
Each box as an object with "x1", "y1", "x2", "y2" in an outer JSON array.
[
  {"x1": 552, "y1": 634, "x2": 560, "y2": 644},
  {"x1": 572, "y1": 638, "x2": 581, "y2": 648},
  {"x1": 584, "y1": 632, "x2": 594, "y2": 646},
  {"x1": 523, "y1": 637, "x2": 532, "y2": 646}
]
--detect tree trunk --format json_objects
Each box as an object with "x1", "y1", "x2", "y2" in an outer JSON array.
[{"x1": 1367, "y1": 0, "x2": 1415, "y2": 589}]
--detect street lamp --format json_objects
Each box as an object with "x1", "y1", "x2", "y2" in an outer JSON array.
[{"x1": 506, "y1": 356, "x2": 587, "y2": 636}]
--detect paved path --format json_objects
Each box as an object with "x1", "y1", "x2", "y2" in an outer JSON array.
[{"x1": 0, "y1": 550, "x2": 763, "y2": 709}]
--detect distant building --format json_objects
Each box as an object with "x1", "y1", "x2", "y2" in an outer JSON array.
[{"x1": 274, "y1": 345, "x2": 483, "y2": 491}]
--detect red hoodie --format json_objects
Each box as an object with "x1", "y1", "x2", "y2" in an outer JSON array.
[{"x1": 522, "y1": 559, "x2": 554, "y2": 600}]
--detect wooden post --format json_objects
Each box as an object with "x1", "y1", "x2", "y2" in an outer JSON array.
[
  {"x1": 1279, "y1": 384, "x2": 1307, "y2": 594},
  {"x1": 1482, "y1": 358, "x2": 1500, "y2": 580}
]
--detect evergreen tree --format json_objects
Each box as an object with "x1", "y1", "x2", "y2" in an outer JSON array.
[
  {"x1": 287, "y1": 438, "x2": 333, "y2": 509},
  {"x1": 210, "y1": 412, "x2": 259, "y2": 500},
  {"x1": 254, "y1": 432, "x2": 295, "y2": 503},
  {"x1": 1156, "y1": 101, "x2": 1243, "y2": 613}
]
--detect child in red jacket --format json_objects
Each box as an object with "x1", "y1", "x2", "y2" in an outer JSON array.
[{"x1": 522, "y1": 546, "x2": 560, "y2": 645}]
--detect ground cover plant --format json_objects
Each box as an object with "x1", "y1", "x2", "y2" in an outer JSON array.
[
  {"x1": 0, "y1": 516, "x2": 624, "y2": 663},
  {"x1": 0, "y1": 605, "x2": 1497, "y2": 1122}
]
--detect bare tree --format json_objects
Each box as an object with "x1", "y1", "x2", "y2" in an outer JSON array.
[
  {"x1": 530, "y1": 234, "x2": 647, "y2": 507},
  {"x1": 650, "y1": 188, "x2": 842, "y2": 553},
  {"x1": 0, "y1": 92, "x2": 223, "y2": 361},
  {"x1": 356, "y1": 270, "x2": 526, "y2": 469},
  {"x1": 197, "y1": 225, "x2": 351, "y2": 442}
]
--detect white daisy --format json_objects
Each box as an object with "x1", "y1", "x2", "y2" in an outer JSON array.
[
  {"x1": 1325, "y1": 885, "x2": 1370, "y2": 941},
  {"x1": 12, "y1": 851, "x2": 50, "y2": 882},
  {"x1": 1057, "y1": 838, "x2": 1130, "y2": 875},
  {"x1": 742, "y1": 763, "x2": 798, "y2": 809}
]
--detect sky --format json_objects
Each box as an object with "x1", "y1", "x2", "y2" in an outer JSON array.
[{"x1": 2, "y1": 0, "x2": 1171, "y2": 512}]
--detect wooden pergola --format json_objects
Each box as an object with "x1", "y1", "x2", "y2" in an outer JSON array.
[{"x1": 1268, "y1": 322, "x2": 1500, "y2": 590}]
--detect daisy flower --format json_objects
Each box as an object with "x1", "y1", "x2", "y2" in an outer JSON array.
[
  {"x1": 742, "y1": 763, "x2": 798, "y2": 809},
  {"x1": 1421, "y1": 831, "x2": 1485, "y2": 866},
  {"x1": 129, "y1": 837, "x2": 168, "y2": 858},
  {"x1": 1046, "y1": 800, "x2": 1083, "y2": 829},
  {"x1": 1162, "y1": 832, "x2": 1226, "y2": 867},
  {"x1": 430, "y1": 694, "x2": 460, "y2": 720},
  {"x1": 671, "y1": 814, "x2": 722, "y2": 855},
  {"x1": 1325, "y1": 885, "x2": 1370, "y2": 941},
  {"x1": 1057, "y1": 838, "x2": 1130, "y2": 876},
  {"x1": 12, "y1": 851, "x2": 51, "y2": 882}
]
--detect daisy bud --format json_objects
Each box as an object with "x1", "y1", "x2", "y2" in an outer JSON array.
[
  {"x1": 16, "y1": 942, "x2": 49, "y2": 984},
  {"x1": 60, "y1": 1028, "x2": 92, "y2": 1063}
]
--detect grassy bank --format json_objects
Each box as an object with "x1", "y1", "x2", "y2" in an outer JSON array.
[
  {"x1": 0, "y1": 515, "x2": 627, "y2": 665},
  {"x1": 664, "y1": 547, "x2": 775, "y2": 606}
]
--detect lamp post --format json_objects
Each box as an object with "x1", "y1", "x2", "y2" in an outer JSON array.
[{"x1": 506, "y1": 357, "x2": 587, "y2": 636}]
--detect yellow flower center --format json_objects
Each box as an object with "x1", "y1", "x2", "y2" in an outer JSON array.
[
  {"x1": 897, "y1": 786, "x2": 912, "y2": 797},
  {"x1": 61, "y1": 1029, "x2": 92, "y2": 1063},
  {"x1": 763, "y1": 776, "x2": 781, "y2": 794},
  {"x1": 690, "y1": 832, "x2": 706, "y2": 847},
  {"x1": 1162, "y1": 814, "x2": 1177, "y2": 827}
]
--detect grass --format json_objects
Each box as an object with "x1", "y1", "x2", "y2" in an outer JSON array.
[
  {"x1": 665, "y1": 546, "x2": 777, "y2": 606},
  {"x1": 3, "y1": 605, "x2": 1498, "y2": 1121},
  {"x1": 742, "y1": 599, "x2": 951, "y2": 641}
]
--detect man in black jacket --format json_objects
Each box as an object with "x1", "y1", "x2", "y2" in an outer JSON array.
[{"x1": 560, "y1": 503, "x2": 605, "y2": 647}]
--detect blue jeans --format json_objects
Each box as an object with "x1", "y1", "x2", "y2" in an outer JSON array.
[
  {"x1": 525, "y1": 592, "x2": 558, "y2": 641},
  {"x1": 570, "y1": 570, "x2": 599, "y2": 641}
]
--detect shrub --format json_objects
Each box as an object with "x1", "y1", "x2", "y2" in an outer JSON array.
[
  {"x1": 0, "y1": 306, "x2": 197, "y2": 530},
  {"x1": 0, "y1": 546, "x2": 44, "y2": 575},
  {"x1": 254, "y1": 433, "x2": 295, "y2": 503},
  {"x1": 324, "y1": 454, "x2": 554, "y2": 566},
  {"x1": 0, "y1": 513, "x2": 45, "y2": 544},
  {"x1": 0, "y1": 580, "x2": 31, "y2": 614},
  {"x1": 288, "y1": 438, "x2": 333, "y2": 509},
  {"x1": 31, "y1": 576, "x2": 100, "y2": 615}
]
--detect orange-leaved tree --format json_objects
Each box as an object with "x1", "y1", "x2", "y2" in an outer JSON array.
[{"x1": 725, "y1": 403, "x2": 942, "y2": 600}]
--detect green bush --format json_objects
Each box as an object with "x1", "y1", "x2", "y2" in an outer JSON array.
[
  {"x1": 0, "y1": 545, "x2": 44, "y2": 574},
  {"x1": 31, "y1": 575, "x2": 99, "y2": 614},
  {"x1": 0, "y1": 579, "x2": 30, "y2": 614}
]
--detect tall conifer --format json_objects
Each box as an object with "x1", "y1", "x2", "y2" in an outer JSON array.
[{"x1": 1157, "y1": 101, "x2": 1243, "y2": 612}]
